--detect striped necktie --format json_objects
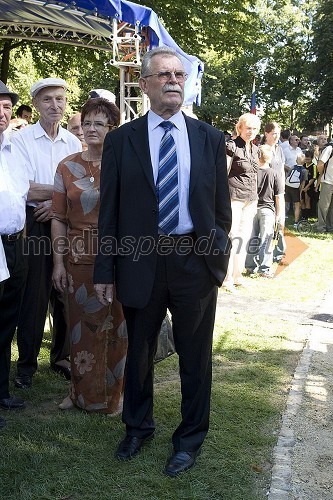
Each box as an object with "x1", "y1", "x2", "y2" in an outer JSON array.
[{"x1": 157, "y1": 121, "x2": 179, "y2": 235}]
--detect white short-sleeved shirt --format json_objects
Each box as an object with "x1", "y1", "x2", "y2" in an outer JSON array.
[
  {"x1": 319, "y1": 145, "x2": 333, "y2": 185},
  {"x1": 11, "y1": 121, "x2": 82, "y2": 206},
  {"x1": 0, "y1": 133, "x2": 30, "y2": 282},
  {"x1": 0, "y1": 134, "x2": 30, "y2": 235}
]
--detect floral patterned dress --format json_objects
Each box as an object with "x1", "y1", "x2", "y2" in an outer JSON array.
[{"x1": 52, "y1": 152, "x2": 127, "y2": 414}]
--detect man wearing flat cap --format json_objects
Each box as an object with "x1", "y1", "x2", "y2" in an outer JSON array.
[
  {"x1": 11, "y1": 78, "x2": 82, "y2": 389},
  {"x1": 0, "y1": 81, "x2": 30, "y2": 429}
]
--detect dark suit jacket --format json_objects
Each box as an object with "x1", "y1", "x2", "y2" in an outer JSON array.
[{"x1": 94, "y1": 113, "x2": 232, "y2": 309}]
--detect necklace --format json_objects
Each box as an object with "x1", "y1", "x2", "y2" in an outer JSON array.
[
  {"x1": 87, "y1": 161, "x2": 99, "y2": 183},
  {"x1": 83, "y1": 153, "x2": 101, "y2": 184}
]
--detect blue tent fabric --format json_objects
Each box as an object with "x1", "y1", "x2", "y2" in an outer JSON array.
[{"x1": 0, "y1": 0, "x2": 203, "y2": 105}]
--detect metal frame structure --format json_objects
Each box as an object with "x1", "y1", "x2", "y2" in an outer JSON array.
[
  {"x1": 109, "y1": 19, "x2": 150, "y2": 121},
  {"x1": 0, "y1": 1, "x2": 150, "y2": 122}
]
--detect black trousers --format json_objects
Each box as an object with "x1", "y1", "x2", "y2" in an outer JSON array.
[
  {"x1": 16, "y1": 207, "x2": 69, "y2": 377},
  {"x1": 122, "y1": 245, "x2": 217, "y2": 452},
  {"x1": 0, "y1": 237, "x2": 27, "y2": 399}
]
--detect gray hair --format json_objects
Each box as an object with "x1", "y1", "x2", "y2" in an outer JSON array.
[{"x1": 141, "y1": 46, "x2": 183, "y2": 77}]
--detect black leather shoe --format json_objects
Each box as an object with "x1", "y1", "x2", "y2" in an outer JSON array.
[
  {"x1": 116, "y1": 434, "x2": 154, "y2": 460},
  {"x1": 0, "y1": 416, "x2": 6, "y2": 429},
  {"x1": 14, "y1": 375, "x2": 32, "y2": 389},
  {"x1": 164, "y1": 450, "x2": 198, "y2": 477},
  {"x1": 51, "y1": 364, "x2": 71, "y2": 381},
  {"x1": 0, "y1": 396, "x2": 26, "y2": 410}
]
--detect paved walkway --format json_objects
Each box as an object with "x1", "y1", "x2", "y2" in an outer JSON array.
[
  {"x1": 268, "y1": 286, "x2": 333, "y2": 499},
  {"x1": 217, "y1": 281, "x2": 333, "y2": 499}
]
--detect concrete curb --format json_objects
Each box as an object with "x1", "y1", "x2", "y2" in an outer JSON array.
[{"x1": 268, "y1": 287, "x2": 333, "y2": 499}]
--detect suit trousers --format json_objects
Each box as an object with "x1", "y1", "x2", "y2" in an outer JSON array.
[
  {"x1": 122, "y1": 242, "x2": 217, "y2": 452},
  {"x1": 16, "y1": 207, "x2": 69, "y2": 377},
  {"x1": 0, "y1": 237, "x2": 27, "y2": 399}
]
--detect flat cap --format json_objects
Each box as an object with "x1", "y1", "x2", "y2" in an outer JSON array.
[
  {"x1": 0, "y1": 80, "x2": 19, "y2": 106},
  {"x1": 30, "y1": 78, "x2": 68, "y2": 98}
]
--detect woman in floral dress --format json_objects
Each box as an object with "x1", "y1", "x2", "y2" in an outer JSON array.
[{"x1": 51, "y1": 98, "x2": 127, "y2": 415}]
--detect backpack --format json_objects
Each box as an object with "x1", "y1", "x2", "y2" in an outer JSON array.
[{"x1": 285, "y1": 165, "x2": 302, "y2": 188}]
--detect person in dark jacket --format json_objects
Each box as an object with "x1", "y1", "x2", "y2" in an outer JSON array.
[{"x1": 224, "y1": 112, "x2": 261, "y2": 291}]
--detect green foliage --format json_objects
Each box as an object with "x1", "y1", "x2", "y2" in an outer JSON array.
[
  {"x1": 2, "y1": 41, "x2": 119, "y2": 122},
  {"x1": 302, "y1": 0, "x2": 333, "y2": 130},
  {"x1": 1, "y1": 0, "x2": 333, "y2": 131}
]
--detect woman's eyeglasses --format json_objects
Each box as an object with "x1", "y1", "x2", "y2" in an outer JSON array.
[{"x1": 82, "y1": 121, "x2": 115, "y2": 129}]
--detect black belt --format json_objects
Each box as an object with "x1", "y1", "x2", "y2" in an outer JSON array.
[
  {"x1": 157, "y1": 232, "x2": 196, "y2": 246},
  {"x1": 2, "y1": 229, "x2": 24, "y2": 243}
]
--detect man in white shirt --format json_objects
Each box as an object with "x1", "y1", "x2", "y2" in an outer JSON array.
[
  {"x1": 0, "y1": 81, "x2": 30, "y2": 429},
  {"x1": 316, "y1": 144, "x2": 333, "y2": 232},
  {"x1": 283, "y1": 135, "x2": 302, "y2": 172},
  {"x1": 11, "y1": 78, "x2": 82, "y2": 389}
]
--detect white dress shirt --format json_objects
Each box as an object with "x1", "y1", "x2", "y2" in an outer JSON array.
[
  {"x1": 11, "y1": 120, "x2": 82, "y2": 207},
  {"x1": 283, "y1": 144, "x2": 302, "y2": 168},
  {"x1": 148, "y1": 110, "x2": 193, "y2": 234},
  {"x1": 279, "y1": 140, "x2": 290, "y2": 151}
]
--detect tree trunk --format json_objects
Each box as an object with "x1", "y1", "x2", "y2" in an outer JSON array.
[{"x1": 0, "y1": 40, "x2": 12, "y2": 83}]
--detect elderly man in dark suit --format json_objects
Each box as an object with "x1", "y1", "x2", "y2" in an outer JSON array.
[{"x1": 94, "y1": 46, "x2": 231, "y2": 476}]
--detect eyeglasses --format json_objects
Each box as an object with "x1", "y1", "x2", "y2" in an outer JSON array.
[
  {"x1": 82, "y1": 121, "x2": 113, "y2": 129},
  {"x1": 142, "y1": 71, "x2": 188, "y2": 82}
]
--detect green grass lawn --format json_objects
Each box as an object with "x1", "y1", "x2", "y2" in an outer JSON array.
[{"x1": 1, "y1": 228, "x2": 332, "y2": 500}]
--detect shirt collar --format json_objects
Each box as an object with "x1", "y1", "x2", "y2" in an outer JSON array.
[
  {"x1": 33, "y1": 120, "x2": 67, "y2": 142},
  {"x1": 148, "y1": 109, "x2": 184, "y2": 131}
]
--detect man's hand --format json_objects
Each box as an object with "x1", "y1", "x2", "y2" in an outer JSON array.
[
  {"x1": 34, "y1": 200, "x2": 53, "y2": 222},
  {"x1": 94, "y1": 283, "x2": 114, "y2": 306}
]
